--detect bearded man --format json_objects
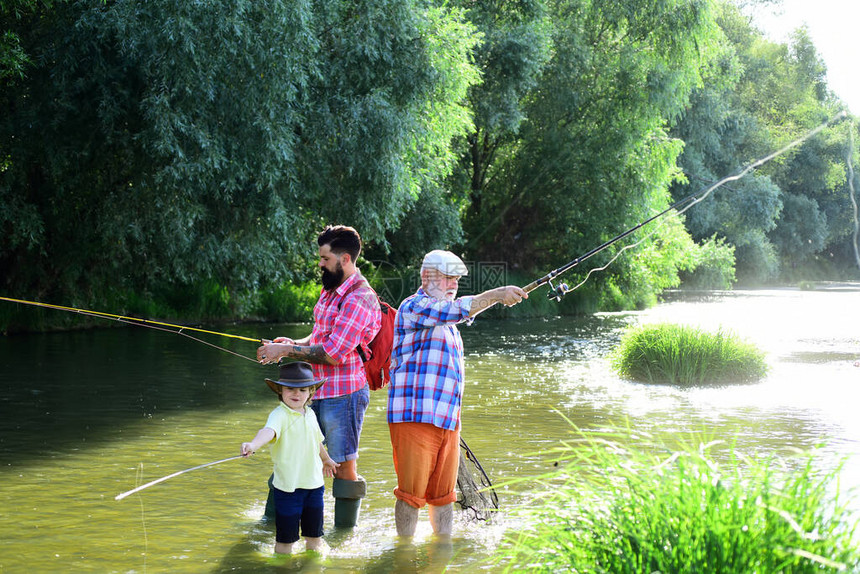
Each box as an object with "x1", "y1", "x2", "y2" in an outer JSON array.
[{"x1": 258, "y1": 225, "x2": 381, "y2": 528}]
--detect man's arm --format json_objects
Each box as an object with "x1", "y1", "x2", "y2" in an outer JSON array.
[
  {"x1": 257, "y1": 342, "x2": 337, "y2": 365},
  {"x1": 257, "y1": 284, "x2": 377, "y2": 365},
  {"x1": 469, "y1": 285, "x2": 528, "y2": 318},
  {"x1": 273, "y1": 335, "x2": 312, "y2": 345}
]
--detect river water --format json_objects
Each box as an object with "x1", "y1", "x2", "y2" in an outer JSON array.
[{"x1": 1, "y1": 285, "x2": 858, "y2": 572}]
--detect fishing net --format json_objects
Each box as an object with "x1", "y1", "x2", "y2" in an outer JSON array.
[{"x1": 456, "y1": 437, "x2": 499, "y2": 521}]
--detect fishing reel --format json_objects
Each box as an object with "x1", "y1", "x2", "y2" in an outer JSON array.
[{"x1": 546, "y1": 280, "x2": 570, "y2": 302}]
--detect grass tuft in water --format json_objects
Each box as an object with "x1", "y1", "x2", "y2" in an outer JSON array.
[
  {"x1": 611, "y1": 323, "x2": 768, "y2": 385},
  {"x1": 495, "y1": 426, "x2": 860, "y2": 573}
]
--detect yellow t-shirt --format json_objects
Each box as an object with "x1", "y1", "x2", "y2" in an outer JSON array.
[{"x1": 265, "y1": 403, "x2": 325, "y2": 493}]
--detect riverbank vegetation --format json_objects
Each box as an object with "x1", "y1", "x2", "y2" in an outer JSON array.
[
  {"x1": 2, "y1": 0, "x2": 859, "y2": 330},
  {"x1": 495, "y1": 427, "x2": 860, "y2": 573},
  {"x1": 611, "y1": 323, "x2": 769, "y2": 385}
]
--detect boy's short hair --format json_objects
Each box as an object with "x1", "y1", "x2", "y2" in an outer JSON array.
[{"x1": 318, "y1": 225, "x2": 362, "y2": 262}]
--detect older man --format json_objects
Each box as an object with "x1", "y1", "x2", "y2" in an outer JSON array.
[{"x1": 387, "y1": 250, "x2": 527, "y2": 537}]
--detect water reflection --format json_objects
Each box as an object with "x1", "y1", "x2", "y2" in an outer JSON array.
[{"x1": 0, "y1": 285, "x2": 858, "y2": 572}]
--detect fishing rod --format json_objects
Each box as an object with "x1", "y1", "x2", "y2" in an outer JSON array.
[
  {"x1": 522, "y1": 110, "x2": 850, "y2": 302},
  {"x1": 521, "y1": 189, "x2": 702, "y2": 301},
  {"x1": 115, "y1": 455, "x2": 244, "y2": 500},
  {"x1": 0, "y1": 296, "x2": 262, "y2": 363}
]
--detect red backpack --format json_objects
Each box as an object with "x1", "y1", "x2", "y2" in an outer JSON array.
[{"x1": 341, "y1": 280, "x2": 397, "y2": 391}]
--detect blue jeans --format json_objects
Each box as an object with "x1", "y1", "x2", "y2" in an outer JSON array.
[{"x1": 311, "y1": 385, "x2": 369, "y2": 462}]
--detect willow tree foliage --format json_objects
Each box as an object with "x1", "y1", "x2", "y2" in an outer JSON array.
[
  {"x1": 0, "y1": 0, "x2": 478, "y2": 308},
  {"x1": 456, "y1": 0, "x2": 552, "y2": 200},
  {"x1": 4, "y1": 0, "x2": 858, "y2": 326},
  {"x1": 381, "y1": 0, "x2": 553, "y2": 266},
  {"x1": 671, "y1": 3, "x2": 856, "y2": 283},
  {"x1": 0, "y1": 0, "x2": 41, "y2": 81},
  {"x1": 460, "y1": 0, "x2": 721, "y2": 307}
]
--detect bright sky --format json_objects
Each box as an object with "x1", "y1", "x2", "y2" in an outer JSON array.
[{"x1": 746, "y1": 0, "x2": 860, "y2": 114}]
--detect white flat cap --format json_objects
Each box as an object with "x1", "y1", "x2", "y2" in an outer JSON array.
[{"x1": 421, "y1": 250, "x2": 469, "y2": 277}]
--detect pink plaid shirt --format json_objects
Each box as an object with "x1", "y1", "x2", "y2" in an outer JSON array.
[{"x1": 310, "y1": 270, "x2": 381, "y2": 399}]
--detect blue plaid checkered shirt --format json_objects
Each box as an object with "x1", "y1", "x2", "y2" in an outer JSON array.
[{"x1": 387, "y1": 288, "x2": 475, "y2": 431}]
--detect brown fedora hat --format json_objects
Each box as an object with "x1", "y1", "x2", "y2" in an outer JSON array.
[{"x1": 265, "y1": 361, "x2": 326, "y2": 394}]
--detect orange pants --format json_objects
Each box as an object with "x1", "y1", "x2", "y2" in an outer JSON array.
[{"x1": 389, "y1": 422, "x2": 460, "y2": 508}]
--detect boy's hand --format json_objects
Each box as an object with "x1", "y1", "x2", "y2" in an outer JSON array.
[
  {"x1": 322, "y1": 458, "x2": 340, "y2": 477},
  {"x1": 241, "y1": 442, "x2": 255, "y2": 457}
]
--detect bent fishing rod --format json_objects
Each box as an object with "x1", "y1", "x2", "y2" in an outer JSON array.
[
  {"x1": 0, "y1": 296, "x2": 262, "y2": 362},
  {"x1": 521, "y1": 110, "x2": 851, "y2": 302}
]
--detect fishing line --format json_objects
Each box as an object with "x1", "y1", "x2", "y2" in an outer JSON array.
[
  {"x1": 847, "y1": 119, "x2": 860, "y2": 270},
  {"x1": 523, "y1": 110, "x2": 850, "y2": 299},
  {"x1": 134, "y1": 463, "x2": 149, "y2": 574},
  {"x1": 0, "y1": 296, "x2": 261, "y2": 363}
]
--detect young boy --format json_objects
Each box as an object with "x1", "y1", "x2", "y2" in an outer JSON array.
[{"x1": 241, "y1": 361, "x2": 339, "y2": 554}]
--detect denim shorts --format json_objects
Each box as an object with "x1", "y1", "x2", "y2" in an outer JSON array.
[
  {"x1": 311, "y1": 385, "x2": 369, "y2": 462},
  {"x1": 273, "y1": 486, "x2": 325, "y2": 544}
]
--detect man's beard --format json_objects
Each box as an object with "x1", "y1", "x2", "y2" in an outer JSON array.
[
  {"x1": 321, "y1": 263, "x2": 345, "y2": 291},
  {"x1": 425, "y1": 281, "x2": 457, "y2": 301}
]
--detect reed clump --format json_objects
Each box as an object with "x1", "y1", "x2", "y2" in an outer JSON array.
[
  {"x1": 611, "y1": 323, "x2": 768, "y2": 385},
  {"x1": 496, "y1": 428, "x2": 860, "y2": 573}
]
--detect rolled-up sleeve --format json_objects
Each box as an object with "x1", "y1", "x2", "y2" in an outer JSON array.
[{"x1": 405, "y1": 296, "x2": 475, "y2": 330}]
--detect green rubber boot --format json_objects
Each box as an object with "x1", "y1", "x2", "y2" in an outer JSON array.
[
  {"x1": 332, "y1": 476, "x2": 367, "y2": 528},
  {"x1": 263, "y1": 473, "x2": 275, "y2": 520}
]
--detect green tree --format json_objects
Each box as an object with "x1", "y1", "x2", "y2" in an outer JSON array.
[
  {"x1": 671, "y1": 3, "x2": 855, "y2": 283},
  {"x1": 461, "y1": 0, "x2": 721, "y2": 307},
  {"x1": 382, "y1": 0, "x2": 553, "y2": 266},
  {"x1": 457, "y1": 0, "x2": 552, "y2": 215},
  {"x1": 0, "y1": 0, "x2": 479, "y2": 312},
  {"x1": 0, "y1": 0, "x2": 42, "y2": 82}
]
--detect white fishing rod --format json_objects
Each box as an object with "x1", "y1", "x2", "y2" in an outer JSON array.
[{"x1": 115, "y1": 455, "x2": 244, "y2": 501}]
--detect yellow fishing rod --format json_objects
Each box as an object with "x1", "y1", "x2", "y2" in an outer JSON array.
[{"x1": 0, "y1": 296, "x2": 262, "y2": 363}]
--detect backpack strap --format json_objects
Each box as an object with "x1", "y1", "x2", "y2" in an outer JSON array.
[
  {"x1": 339, "y1": 277, "x2": 372, "y2": 301},
  {"x1": 338, "y1": 277, "x2": 375, "y2": 310}
]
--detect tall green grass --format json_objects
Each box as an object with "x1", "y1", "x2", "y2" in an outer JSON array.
[
  {"x1": 611, "y1": 323, "x2": 768, "y2": 385},
  {"x1": 495, "y1": 426, "x2": 860, "y2": 573}
]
